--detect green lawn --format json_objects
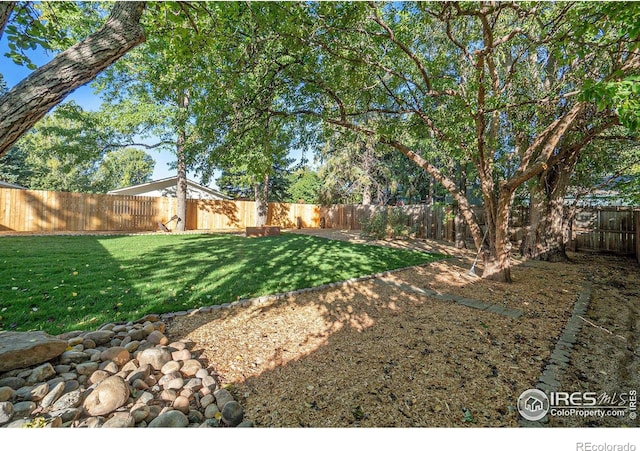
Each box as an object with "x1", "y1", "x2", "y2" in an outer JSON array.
[{"x1": 0, "y1": 232, "x2": 444, "y2": 335}]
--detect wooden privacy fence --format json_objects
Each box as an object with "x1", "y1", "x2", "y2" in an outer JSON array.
[
  {"x1": 1, "y1": 188, "x2": 638, "y2": 258},
  {"x1": 318, "y1": 204, "x2": 530, "y2": 242},
  {"x1": 319, "y1": 204, "x2": 455, "y2": 240},
  {"x1": 0, "y1": 188, "x2": 320, "y2": 233},
  {"x1": 320, "y1": 203, "x2": 638, "y2": 256},
  {"x1": 570, "y1": 207, "x2": 637, "y2": 256}
]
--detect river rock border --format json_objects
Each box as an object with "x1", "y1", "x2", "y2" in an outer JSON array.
[
  {"x1": 0, "y1": 315, "x2": 252, "y2": 429},
  {"x1": 518, "y1": 280, "x2": 594, "y2": 427}
]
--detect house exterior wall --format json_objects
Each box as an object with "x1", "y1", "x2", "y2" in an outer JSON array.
[{"x1": 108, "y1": 179, "x2": 228, "y2": 200}]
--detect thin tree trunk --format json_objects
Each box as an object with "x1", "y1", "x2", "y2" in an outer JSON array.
[
  {"x1": 255, "y1": 174, "x2": 269, "y2": 226},
  {"x1": 0, "y1": 1, "x2": 146, "y2": 157},
  {"x1": 428, "y1": 177, "x2": 435, "y2": 206},
  {"x1": 454, "y1": 163, "x2": 467, "y2": 249},
  {"x1": 253, "y1": 183, "x2": 267, "y2": 227},
  {"x1": 175, "y1": 131, "x2": 187, "y2": 232},
  {"x1": 175, "y1": 92, "x2": 189, "y2": 232},
  {"x1": 362, "y1": 183, "x2": 371, "y2": 205}
]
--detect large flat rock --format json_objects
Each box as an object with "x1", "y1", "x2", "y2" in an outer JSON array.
[{"x1": 0, "y1": 331, "x2": 68, "y2": 373}]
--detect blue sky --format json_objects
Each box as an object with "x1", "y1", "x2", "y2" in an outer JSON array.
[{"x1": 0, "y1": 37, "x2": 209, "y2": 185}]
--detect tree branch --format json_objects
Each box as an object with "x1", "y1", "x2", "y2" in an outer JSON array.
[
  {"x1": 368, "y1": 2, "x2": 433, "y2": 92},
  {"x1": 505, "y1": 111, "x2": 615, "y2": 192},
  {"x1": 0, "y1": 1, "x2": 147, "y2": 157}
]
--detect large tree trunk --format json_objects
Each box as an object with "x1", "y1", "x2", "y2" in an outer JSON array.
[
  {"x1": 520, "y1": 189, "x2": 569, "y2": 261},
  {"x1": 482, "y1": 191, "x2": 513, "y2": 282},
  {"x1": 520, "y1": 157, "x2": 577, "y2": 262},
  {"x1": 0, "y1": 1, "x2": 146, "y2": 157},
  {"x1": 0, "y1": 2, "x2": 15, "y2": 39}
]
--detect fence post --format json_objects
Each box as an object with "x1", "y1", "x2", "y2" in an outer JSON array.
[{"x1": 636, "y1": 210, "x2": 639, "y2": 264}]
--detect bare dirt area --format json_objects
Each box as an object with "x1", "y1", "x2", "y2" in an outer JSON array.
[
  {"x1": 164, "y1": 229, "x2": 639, "y2": 428},
  {"x1": 550, "y1": 253, "x2": 640, "y2": 427}
]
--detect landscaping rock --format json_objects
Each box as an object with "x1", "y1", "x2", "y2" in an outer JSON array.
[
  {"x1": 131, "y1": 405, "x2": 150, "y2": 423},
  {"x1": 146, "y1": 330, "x2": 168, "y2": 346},
  {"x1": 161, "y1": 360, "x2": 182, "y2": 375},
  {"x1": 173, "y1": 395, "x2": 191, "y2": 414},
  {"x1": 82, "y1": 331, "x2": 115, "y2": 346},
  {"x1": 89, "y1": 370, "x2": 111, "y2": 385},
  {"x1": 0, "y1": 377, "x2": 25, "y2": 390},
  {"x1": 171, "y1": 349, "x2": 192, "y2": 361},
  {"x1": 13, "y1": 400, "x2": 37, "y2": 417},
  {"x1": 126, "y1": 365, "x2": 151, "y2": 384},
  {"x1": 4, "y1": 418, "x2": 30, "y2": 428},
  {"x1": 0, "y1": 401, "x2": 14, "y2": 425},
  {"x1": 188, "y1": 409, "x2": 204, "y2": 424},
  {"x1": 63, "y1": 380, "x2": 80, "y2": 394},
  {"x1": 40, "y1": 382, "x2": 65, "y2": 408},
  {"x1": 181, "y1": 359, "x2": 202, "y2": 377},
  {"x1": 0, "y1": 332, "x2": 67, "y2": 372},
  {"x1": 83, "y1": 376, "x2": 129, "y2": 416},
  {"x1": 59, "y1": 351, "x2": 90, "y2": 365},
  {"x1": 25, "y1": 382, "x2": 50, "y2": 401},
  {"x1": 148, "y1": 410, "x2": 189, "y2": 428},
  {"x1": 137, "y1": 348, "x2": 172, "y2": 370},
  {"x1": 76, "y1": 362, "x2": 99, "y2": 376},
  {"x1": 200, "y1": 394, "x2": 215, "y2": 409},
  {"x1": 221, "y1": 401, "x2": 244, "y2": 427},
  {"x1": 103, "y1": 414, "x2": 135, "y2": 428},
  {"x1": 100, "y1": 347, "x2": 130, "y2": 367},
  {"x1": 204, "y1": 403, "x2": 220, "y2": 419},
  {"x1": 200, "y1": 418, "x2": 220, "y2": 427},
  {"x1": 82, "y1": 339, "x2": 96, "y2": 349},
  {"x1": 169, "y1": 341, "x2": 186, "y2": 351},
  {"x1": 52, "y1": 389, "x2": 83, "y2": 411},
  {"x1": 214, "y1": 389, "x2": 235, "y2": 410},
  {"x1": 160, "y1": 389, "x2": 178, "y2": 402},
  {"x1": 0, "y1": 386, "x2": 14, "y2": 402},
  {"x1": 184, "y1": 378, "x2": 202, "y2": 392},
  {"x1": 127, "y1": 329, "x2": 145, "y2": 341},
  {"x1": 52, "y1": 407, "x2": 82, "y2": 424},
  {"x1": 0, "y1": 316, "x2": 248, "y2": 428},
  {"x1": 124, "y1": 341, "x2": 140, "y2": 353},
  {"x1": 137, "y1": 314, "x2": 160, "y2": 324},
  {"x1": 27, "y1": 363, "x2": 57, "y2": 383}
]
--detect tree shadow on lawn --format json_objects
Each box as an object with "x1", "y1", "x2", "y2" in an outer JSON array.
[
  {"x1": 121, "y1": 232, "x2": 445, "y2": 316},
  {"x1": 0, "y1": 235, "x2": 148, "y2": 334},
  {"x1": 0, "y1": 232, "x2": 442, "y2": 334}
]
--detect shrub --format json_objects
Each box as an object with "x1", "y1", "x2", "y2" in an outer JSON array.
[{"x1": 360, "y1": 207, "x2": 415, "y2": 240}]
